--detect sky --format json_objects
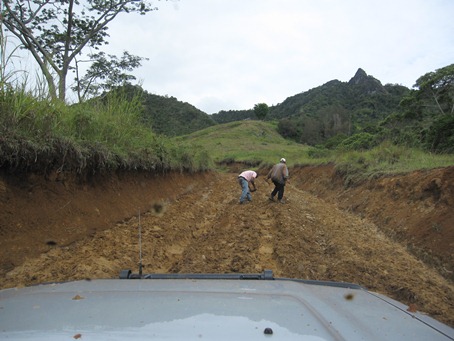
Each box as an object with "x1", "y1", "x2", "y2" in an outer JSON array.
[{"x1": 10, "y1": 0, "x2": 454, "y2": 114}]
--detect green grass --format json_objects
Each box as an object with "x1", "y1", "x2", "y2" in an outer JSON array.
[
  {"x1": 333, "y1": 142, "x2": 454, "y2": 185},
  {"x1": 175, "y1": 120, "x2": 320, "y2": 167},
  {"x1": 0, "y1": 87, "x2": 211, "y2": 173},
  {"x1": 2, "y1": 85, "x2": 453, "y2": 177},
  {"x1": 336, "y1": 142, "x2": 454, "y2": 174},
  {"x1": 175, "y1": 120, "x2": 454, "y2": 176}
]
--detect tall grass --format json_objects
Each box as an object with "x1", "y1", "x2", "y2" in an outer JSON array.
[
  {"x1": 332, "y1": 141, "x2": 454, "y2": 185},
  {"x1": 0, "y1": 86, "x2": 211, "y2": 174},
  {"x1": 336, "y1": 142, "x2": 454, "y2": 172}
]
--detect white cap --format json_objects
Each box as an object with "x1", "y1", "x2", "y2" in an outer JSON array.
[{"x1": 280, "y1": 158, "x2": 286, "y2": 163}]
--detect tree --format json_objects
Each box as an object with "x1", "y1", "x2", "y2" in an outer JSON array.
[
  {"x1": 277, "y1": 118, "x2": 299, "y2": 140},
  {"x1": 1, "y1": 0, "x2": 157, "y2": 102},
  {"x1": 73, "y1": 51, "x2": 148, "y2": 101},
  {"x1": 253, "y1": 103, "x2": 269, "y2": 120},
  {"x1": 425, "y1": 114, "x2": 454, "y2": 153},
  {"x1": 414, "y1": 63, "x2": 454, "y2": 116}
]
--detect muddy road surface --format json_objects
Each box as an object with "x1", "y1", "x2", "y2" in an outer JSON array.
[{"x1": 0, "y1": 168, "x2": 453, "y2": 326}]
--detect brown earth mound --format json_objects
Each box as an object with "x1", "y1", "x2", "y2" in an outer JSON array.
[{"x1": 0, "y1": 166, "x2": 453, "y2": 326}]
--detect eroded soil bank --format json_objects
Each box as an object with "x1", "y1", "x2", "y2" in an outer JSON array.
[
  {"x1": 291, "y1": 165, "x2": 454, "y2": 281},
  {"x1": 0, "y1": 165, "x2": 453, "y2": 326}
]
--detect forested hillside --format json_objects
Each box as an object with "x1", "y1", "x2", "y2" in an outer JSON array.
[
  {"x1": 137, "y1": 88, "x2": 217, "y2": 136},
  {"x1": 273, "y1": 69, "x2": 409, "y2": 145},
  {"x1": 63, "y1": 64, "x2": 453, "y2": 156},
  {"x1": 209, "y1": 65, "x2": 454, "y2": 153},
  {"x1": 211, "y1": 109, "x2": 253, "y2": 124},
  {"x1": 211, "y1": 68, "x2": 409, "y2": 144},
  {"x1": 139, "y1": 68, "x2": 408, "y2": 140}
]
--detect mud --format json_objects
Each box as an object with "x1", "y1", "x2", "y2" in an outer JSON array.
[{"x1": 0, "y1": 166, "x2": 453, "y2": 326}]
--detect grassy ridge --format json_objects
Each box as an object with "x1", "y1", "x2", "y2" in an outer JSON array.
[
  {"x1": 175, "y1": 120, "x2": 315, "y2": 167},
  {"x1": 175, "y1": 120, "x2": 454, "y2": 179}
]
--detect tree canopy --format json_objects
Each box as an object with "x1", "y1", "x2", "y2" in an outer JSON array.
[
  {"x1": 1, "y1": 0, "x2": 156, "y2": 101},
  {"x1": 253, "y1": 103, "x2": 269, "y2": 120},
  {"x1": 414, "y1": 63, "x2": 454, "y2": 116}
]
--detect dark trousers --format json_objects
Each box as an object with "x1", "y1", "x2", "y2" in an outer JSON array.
[{"x1": 271, "y1": 180, "x2": 285, "y2": 200}]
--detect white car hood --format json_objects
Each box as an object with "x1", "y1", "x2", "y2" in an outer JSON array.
[{"x1": 1, "y1": 278, "x2": 453, "y2": 340}]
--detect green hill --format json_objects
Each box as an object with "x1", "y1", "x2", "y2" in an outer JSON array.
[
  {"x1": 140, "y1": 92, "x2": 217, "y2": 136},
  {"x1": 119, "y1": 65, "x2": 453, "y2": 155},
  {"x1": 211, "y1": 68, "x2": 410, "y2": 145},
  {"x1": 175, "y1": 119, "x2": 454, "y2": 176},
  {"x1": 92, "y1": 85, "x2": 217, "y2": 137},
  {"x1": 174, "y1": 120, "x2": 313, "y2": 167},
  {"x1": 133, "y1": 68, "x2": 408, "y2": 142},
  {"x1": 273, "y1": 69, "x2": 409, "y2": 145}
]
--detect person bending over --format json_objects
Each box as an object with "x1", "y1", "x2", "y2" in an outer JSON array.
[{"x1": 237, "y1": 170, "x2": 258, "y2": 204}]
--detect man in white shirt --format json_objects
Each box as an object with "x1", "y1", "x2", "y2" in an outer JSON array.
[{"x1": 237, "y1": 170, "x2": 258, "y2": 204}]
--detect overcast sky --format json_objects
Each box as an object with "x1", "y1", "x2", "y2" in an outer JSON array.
[{"x1": 72, "y1": 1, "x2": 454, "y2": 113}]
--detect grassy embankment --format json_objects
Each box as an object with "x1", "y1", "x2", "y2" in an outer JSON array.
[
  {"x1": 0, "y1": 88, "x2": 212, "y2": 175},
  {"x1": 176, "y1": 120, "x2": 454, "y2": 181}
]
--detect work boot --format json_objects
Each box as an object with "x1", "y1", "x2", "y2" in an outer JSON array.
[
  {"x1": 269, "y1": 195, "x2": 275, "y2": 202},
  {"x1": 279, "y1": 199, "x2": 285, "y2": 204}
]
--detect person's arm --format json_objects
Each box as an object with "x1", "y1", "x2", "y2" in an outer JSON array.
[
  {"x1": 250, "y1": 179, "x2": 257, "y2": 191},
  {"x1": 266, "y1": 166, "x2": 274, "y2": 181},
  {"x1": 265, "y1": 171, "x2": 272, "y2": 184},
  {"x1": 283, "y1": 166, "x2": 289, "y2": 182}
]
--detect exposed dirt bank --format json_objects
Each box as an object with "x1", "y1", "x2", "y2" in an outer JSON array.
[
  {"x1": 291, "y1": 165, "x2": 454, "y2": 281},
  {"x1": 0, "y1": 170, "x2": 209, "y2": 274},
  {"x1": 0, "y1": 166, "x2": 453, "y2": 326}
]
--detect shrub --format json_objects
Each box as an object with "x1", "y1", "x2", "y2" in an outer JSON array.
[
  {"x1": 425, "y1": 115, "x2": 454, "y2": 153},
  {"x1": 308, "y1": 147, "x2": 331, "y2": 158},
  {"x1": 277, "y1": 118, "x2": 299, "y2": 140},
  {"x1": 337, "y1": 132, "x2": 377, "y2": 151},
  {"x1": 323, "y1": 133, "x2": 348, "y2": 149}
]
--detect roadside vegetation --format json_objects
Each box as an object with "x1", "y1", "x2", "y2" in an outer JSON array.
[
  {"x1": 1, "y1": 0, "x2": 213, "y2": 176},
  {"x1": 176, "y1": 119, "x2": 454, "y2": 178},
  {"x1": 0, "y1": 86, "x2": 212, "y2": 175},
  {"x1": 1, "y1": 81, "x2": 452, "y2": 180}
]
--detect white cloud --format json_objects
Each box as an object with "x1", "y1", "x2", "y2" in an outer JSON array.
[{"x1": 72, "y1": 0, "x2": 454, "y2": 112}]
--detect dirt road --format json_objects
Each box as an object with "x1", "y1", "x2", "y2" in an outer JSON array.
[{"x1": 1, "y1": 168, "x2": 453, "y2": 326}]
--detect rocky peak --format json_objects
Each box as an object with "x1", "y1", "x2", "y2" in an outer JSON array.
[
  {"x1": 349, "y1": 68, "x2": 368, "y2": 85},
  {"x1": 348, "y1": 68, "x2": 386, "y2": 94}
]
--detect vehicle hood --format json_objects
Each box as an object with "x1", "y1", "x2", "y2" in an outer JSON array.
[{"x1": 0, "y1": 278, "x2": 453, "y2": 340}]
